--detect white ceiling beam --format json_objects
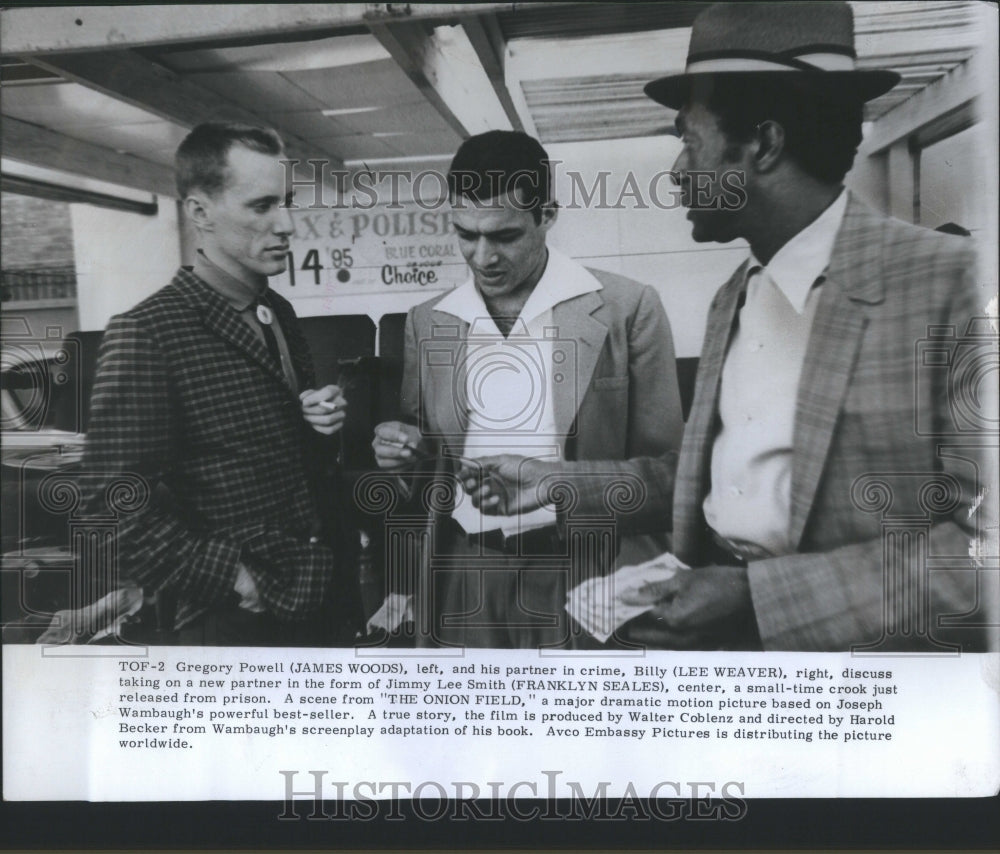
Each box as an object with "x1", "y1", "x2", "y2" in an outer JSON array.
[
  {"x1": 502, "y1": 56, "x2": 540, "y2": 140},
  {"x1": 368, "y1": 20, "x2": 511, "y2": 139},
  {"x1": 0, "y1": 4, "x2": 572, "y2": 56},
  {"x1": 506, "y1": 27, "x2": 692, "y2": 82},
  {"x1": 859, "y1": 50, "x2": 986, "y2": 155},
  {"x1": 1, "y1": 117, "x2": 177, "y2": 197},
  {"x1": 368, "y1": 21, "x2": 467, "y2": 139},
  {"x1": 461, "y1": 15, "x2": 524, "y2": 132},
  {"x1": 27, "y1": 50, "x2": 345, "y2": 171}
]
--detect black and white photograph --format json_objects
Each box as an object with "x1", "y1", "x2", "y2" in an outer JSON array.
[{"x1": 2, "y1": 1, "x2": 998, "y2": 848}]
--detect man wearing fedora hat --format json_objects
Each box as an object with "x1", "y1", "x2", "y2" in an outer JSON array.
[{"x1": 624, "y1": 2, "x2": 993, "y2": 651}]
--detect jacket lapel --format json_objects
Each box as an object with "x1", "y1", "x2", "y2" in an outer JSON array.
[
  {"x1": 673, "y1": 263, "x2": 750, "y2": 557},
  {"x1": 270, "y1": 293, "x2": 314, "y2": 389},
  {"x1": 172, "y1": 270, "x2": 288, "y2": 388},
  {"x1": 788, "y1": 195, "x2": 887, "y2": 546},
  {"x1": 552, "y1": 290, "x2": 607, "y2": 436},
  {"x1": 426, "y1": 310, "x2": 470, "y2": 441}
]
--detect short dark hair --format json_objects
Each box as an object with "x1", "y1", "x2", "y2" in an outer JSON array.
[
  {"x1": 447, "y1": 130, "x2": 552, "y2": 224},
  {"x1": 695, "y1": 75, "x2": 864, "y2": 185},
  {"x1": 175, "y1": 122, "x2": 284, "y2": 199}
]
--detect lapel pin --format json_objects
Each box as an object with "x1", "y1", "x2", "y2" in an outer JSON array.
[{"x1": 256, "y1": 304, "x2": 274, "y2": 325}]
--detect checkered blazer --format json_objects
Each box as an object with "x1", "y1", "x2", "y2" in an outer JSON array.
[
  {"x1": 674, "y1": 194, "x2": 996, "y2": 650},
  {"x1": 83, "y1": 268, "x2": 342, "y2": 627}
]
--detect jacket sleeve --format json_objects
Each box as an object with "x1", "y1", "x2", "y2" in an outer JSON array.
[
  {"x1": 746, "y1": 252, "x2": 997, "y2": 650},
  {"x1": 746, "y1": 514, "x2": 992, "y2": 650},
  {"x1": 390, "y1": 307, "x2": 446, "y2": 500},
  {"x1": 82, "y1": 315, "x2": 242, "y2": 605},
  {"x1": 399, "y1": 307, "x2": 423, "y2": 427},
  {"x1": 556, "y1": 284, "x2": 683, "y2": 537}
]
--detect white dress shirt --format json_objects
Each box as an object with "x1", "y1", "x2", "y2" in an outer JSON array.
[
  {"x1": 703, "y1": 190, "x2": 848, "y2": 557},
  {"x1": 434, "y1": 247, "x2": 603, "y2": 536}
]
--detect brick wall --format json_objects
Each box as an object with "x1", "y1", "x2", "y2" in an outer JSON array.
[{"x1": 1, "y1": 194, "x2": 76, "y2": 270}]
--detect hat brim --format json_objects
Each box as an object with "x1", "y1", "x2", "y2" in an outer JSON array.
[{"x1": 644, "y1": 69, "x2": 901, "y2": 109}]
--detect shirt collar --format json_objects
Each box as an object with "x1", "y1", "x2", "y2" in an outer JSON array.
[
  {"x1": 747, "y1": 189, "x2": 847, "y2": 314},
  {"x1": 190, "y1": 249, "x2": 268, "y2": 311},
  {"x1": 435, "y1": 246, "x2": 603, "y2": 326}
]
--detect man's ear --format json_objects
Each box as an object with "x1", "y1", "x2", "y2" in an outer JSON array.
[
  {"x1": 539, "y1": 201, "x2": 559, "y2": 232},
  {"x1": 183, "y1": 193, "x2": 213, "y2": 232},
  {"x1": 754, "y1": 121, "x2": 785, "y2": 174}
]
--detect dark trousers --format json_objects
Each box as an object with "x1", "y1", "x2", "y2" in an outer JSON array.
[{"x1": 427, "y1": 524, "x2": 595, "y2": 649}]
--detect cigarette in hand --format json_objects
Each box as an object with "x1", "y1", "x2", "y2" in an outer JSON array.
[
  {"x1": 318, "y1": 400, "x2": 343, "y2": 411},
  {"x1": 457, "y1": 457, "x2": 486, "y2": 484},
  {"x1": 377, "y1": 434, "x2": 425, "y2": 457}
]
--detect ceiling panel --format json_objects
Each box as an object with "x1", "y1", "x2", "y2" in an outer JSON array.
[
  {"x1": 524, "y1": 74, "x2": 674, "y2": 144},
  {"x1": 333, "y1": 102, "x2": 458, "y2": 135},
  {"x1": 498, "y1": 2, "x2": 709, "y2": 40},
  {"x1": 308, "y1": 134, "x2": 404, "y2": 161},
  {"x1": 0, "y1": 80, "x2": 171, "y2": 129},
  {"x1": 154, "y1": 33, "x2": 389, "y2": 73},
  {"x1": 284, "y1": 59, "x2": 429, "y2": 111},
  {"x1": 310, "y1": 128, "x2": 463, "y2": 161},
  {"x1": 52, "y1": 120, "x2": 188, "y2": 164},
  {"x1": 854, "y1": 0, "x2": 980, "y2": 120},
  {"x1": 391, "y1": 130, "x2": 465, "y2": 158},
  {"x1": 263, "y1": 110, "x2": 354, "y2": 139},
  {"x1": 190, "y1": 69, "x2": 334, "y2": 115}
]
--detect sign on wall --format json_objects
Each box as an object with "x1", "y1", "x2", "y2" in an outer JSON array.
[{"x1": 269, "y1": 204, "x2": 466, "y2": 304}]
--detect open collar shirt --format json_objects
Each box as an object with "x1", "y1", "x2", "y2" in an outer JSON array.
[
  {"x1": 435, "y1": 247, "x2": 603, "y2": 536},
  {"x1": 703, "y1": 189, "x2": 848, "y2": 557}
]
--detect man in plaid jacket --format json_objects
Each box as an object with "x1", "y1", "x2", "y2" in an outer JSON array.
[
  {"x1": 83, "y1": 123, "x2": 356, "y2": 645},
  {"x1": 625, "y1": 2, "x2": 996, "y2": 651}
]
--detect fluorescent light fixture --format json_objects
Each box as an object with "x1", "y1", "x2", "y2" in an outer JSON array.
[
  {"x1": 343, "y1": 154, "x2": 451, "y2": 166},
  {"x1": 166, "y1": 34, "x2": 391, "y2": 73},
  {"x1": 1, "y1": 157, "x2": 155, "y2": 202},
  {"x1": 1, "y1": 172, "x2": 158, "y2": 216},
  {"x1": 321, "y1": 106, "x2": 382, "y2": 116},
  {"x1": 371, "y1": 132, "x2": 411, "y2": 138}
]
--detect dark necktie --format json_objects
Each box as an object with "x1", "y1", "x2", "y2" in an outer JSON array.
[{"x1": 252, "y1": 294, "x2": 282, "y2": 365}]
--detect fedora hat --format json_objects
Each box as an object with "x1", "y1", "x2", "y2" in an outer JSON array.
[{"x1": 645, "y1": 1, "x2": 900, "y2": 109}]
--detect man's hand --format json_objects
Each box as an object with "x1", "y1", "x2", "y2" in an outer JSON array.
[
  {"x1": 372, "y1": 421, "x2": 428, "y2": 470},
  {"x1": 233, "y1": 563, "x2": 265, "y2": 613},
  {"x1": 300, "y1": 385, "x2": 347, "y2": 435},
  {"x1": 457, "y1": 454, "x2": 559, "y2": 515},
  {"x1": 620, "y1": 564, "x2": 755, "y2": 649}
]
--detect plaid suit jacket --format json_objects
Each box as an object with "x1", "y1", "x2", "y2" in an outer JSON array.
[
  {"x1": 674, "y1": 194, "x2": 996, "y2": 650},
  {"x1": 83, "y1": 268, "x2": 343, "y2": 628},
  {"x1": 396, "y1": 269, "x2": 683, "y2": 594}
]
